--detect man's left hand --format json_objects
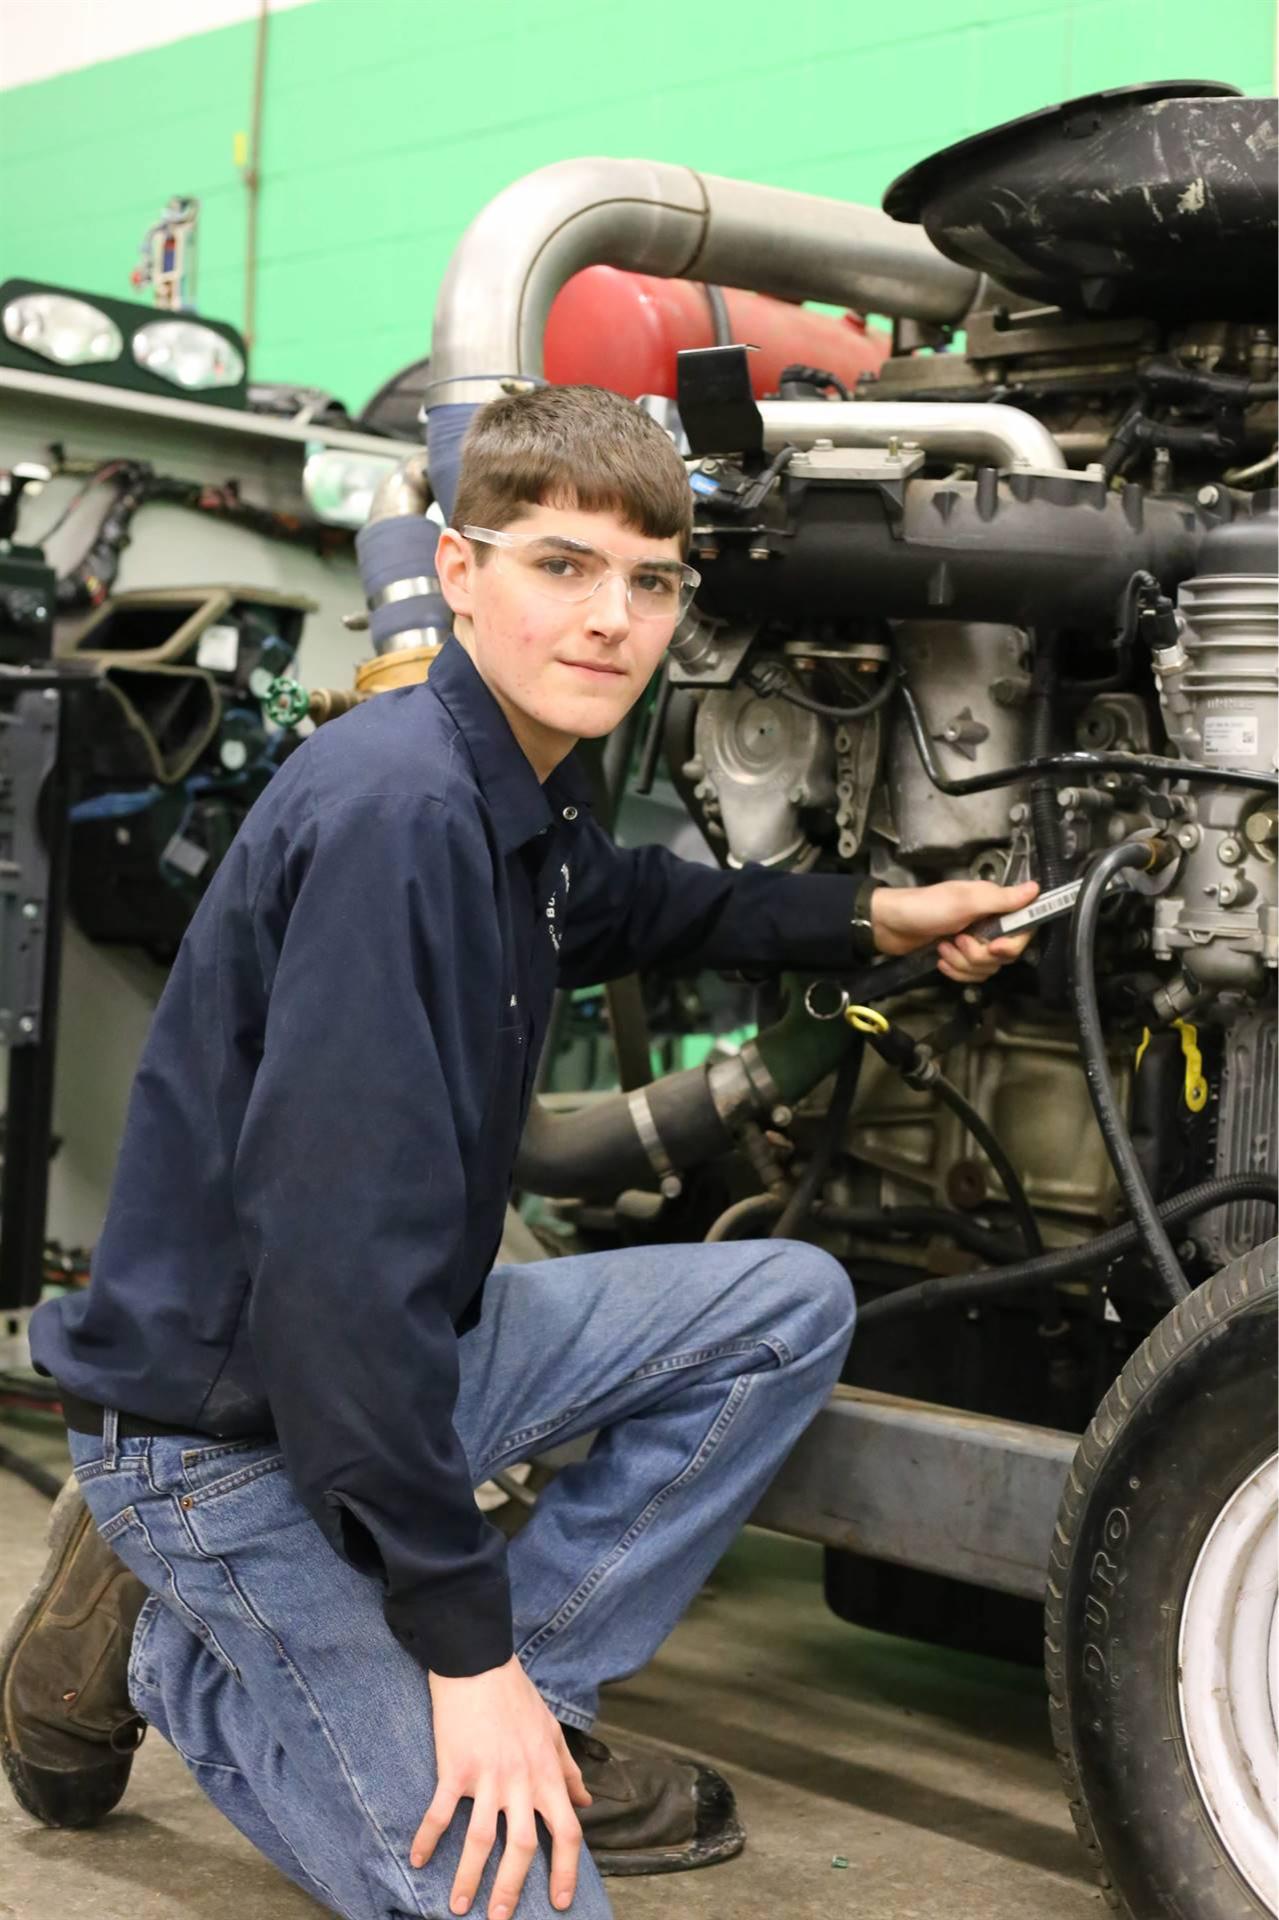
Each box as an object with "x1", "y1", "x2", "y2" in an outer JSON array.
[{"x1": 871, "y1": 878, "x2": 1041, "y2": 984}]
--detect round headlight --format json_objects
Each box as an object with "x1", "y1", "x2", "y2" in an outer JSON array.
[
  {"x1": 3, "y1": 292, "x2": 123, "y2": 367},
  {"x1": 133, "y1": 320, "x2": 245, "y2": 391}
]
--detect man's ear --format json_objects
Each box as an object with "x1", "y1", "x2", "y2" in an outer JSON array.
[{"x1": 435, "y1": 526, "x2": 474, "y2": 620}]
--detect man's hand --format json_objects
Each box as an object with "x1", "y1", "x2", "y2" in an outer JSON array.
[
  {"x1": 413, "y1": 1657, "x2": 592, "y2": 1919},
  {"x1": 870, "y1": 878, "x2": 1040, "y2": 984}
]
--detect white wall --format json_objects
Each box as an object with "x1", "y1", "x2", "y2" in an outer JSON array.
[{"x1": 0, "y1": 0, "x2": 316, "y2": 91}]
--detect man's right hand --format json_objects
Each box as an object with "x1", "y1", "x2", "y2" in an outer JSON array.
[{"x1": 413, "y1": 1656, "x2": 592, "y2": 1919}]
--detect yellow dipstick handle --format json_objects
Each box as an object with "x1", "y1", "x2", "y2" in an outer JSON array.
[
  {"x1": 1134, "y1": 1026, "x2": 1152, "y2": 1071},
  {"x1": 1172, "y1": 1019, "x2": 1208, "y2": 1112},
  {"x1": 844, "y1": 1004, "x2": 890, "y2": 1034}
]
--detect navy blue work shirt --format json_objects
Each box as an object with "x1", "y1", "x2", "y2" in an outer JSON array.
[{"x1": 31, "y1": 633, "x2": 862, "y2": 1679}]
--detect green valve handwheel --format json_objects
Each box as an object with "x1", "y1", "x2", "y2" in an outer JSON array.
[{"x1": 264, "y1": 676, "x2": 311, "y2": 727}]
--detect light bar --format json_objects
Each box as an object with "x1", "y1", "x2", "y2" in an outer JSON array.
[
  {"x1": 2, "y1": 291, "x2": 122, "y2": 368},
  {"x1": 132, "y1": 319, "x2": 246, "y2": 392}
]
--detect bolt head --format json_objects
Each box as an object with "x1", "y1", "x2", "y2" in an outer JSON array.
[
  {"x1": 771, "y1": 1105, "x2": 794, "y2": 1129},
  {"x1": 659, "y1": 1173, "x2": 683, "y2": 1201},
  {"x1": 17, "y1": 1015, "x2": 34, "y2": 1034},
  {"x1": 1218, "y1": 838, "x2": 1243, "y2": 866},
  {"x1": 1197, "y1": 485, "x2": 1219, "y2": 507}
]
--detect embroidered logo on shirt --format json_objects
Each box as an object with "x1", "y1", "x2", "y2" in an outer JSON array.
[{"x1": 544, "y1": 863, "x2": 571, "y2": 953}]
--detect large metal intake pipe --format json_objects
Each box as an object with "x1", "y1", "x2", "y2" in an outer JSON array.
[
  {"x1": 756, "y1": 399, "x2": 1067, "y2": 471},
  {"x1": 424, "y1": 158, "x2": 979, "y2": 409}
]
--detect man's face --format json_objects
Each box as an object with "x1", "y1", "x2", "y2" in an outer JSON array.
[{"x1": 436, "y1": 498, "x2": 685, "y2": 771}]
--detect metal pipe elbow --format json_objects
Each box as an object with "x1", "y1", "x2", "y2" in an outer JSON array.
[
  {"x1": 426, "y1": 158, "x2": 978, "y2": 404},
  {"x1": 756, "y1": 399, "x2": 1067, "y2": 471}
]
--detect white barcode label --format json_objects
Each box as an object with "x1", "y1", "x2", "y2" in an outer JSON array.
[{"x1": 1203, "y1": 713, "x2": 1258, "y2": 757}]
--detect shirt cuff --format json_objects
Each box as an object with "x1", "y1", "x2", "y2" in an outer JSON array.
[
  {"x1": 850, "y1": 873, "x2": 880, "y2": 962},
  {"x1": 384, "y1": 1574, "x2": 515, "y2": 1679}
]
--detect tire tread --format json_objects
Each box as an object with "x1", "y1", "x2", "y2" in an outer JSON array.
[{"x1": 1044, "y1": 1237, "x2": 1278, "y2": 1916}]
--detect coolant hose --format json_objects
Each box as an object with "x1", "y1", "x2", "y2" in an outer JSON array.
[
  {"x1": 355, "y1": 516, "x2": 451, "y2": 652},
  {"x1": 857, "y1": 1175, "x2": 1276, "y2": 1325},
  {"x1": 514, "y1": 975, "x2": 856, "y2": 1199},
  {"x1": 1072, "y1": 840, "x2": 1190, "y2": 1305},
  {"x1": 425, "y1": 402, "x2": 482, "y2": 523}
]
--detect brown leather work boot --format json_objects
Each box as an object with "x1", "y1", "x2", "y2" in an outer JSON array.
[
  {"x1": 2, "y1": 1473, "x2": 149, "y2": 1827},
  {"x1": 563, "y1": 1722, "x2": 745, "y2": 1875}
]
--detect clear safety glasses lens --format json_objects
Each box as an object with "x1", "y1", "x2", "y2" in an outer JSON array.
[{"x1": 465, "y1": 528, "x2": 697, "y2": 620}]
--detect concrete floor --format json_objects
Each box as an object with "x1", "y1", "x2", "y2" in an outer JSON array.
[{"x1": 2, "y1": 1421, "x2": 1102, "y2": 1920}]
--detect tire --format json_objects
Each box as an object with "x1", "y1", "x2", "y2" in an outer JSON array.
[{"x1": 1046, "y1": 1237, "x2": 1278, "y2": 1920}]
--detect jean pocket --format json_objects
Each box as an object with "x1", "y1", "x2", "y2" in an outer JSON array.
[
  {"x1": 99, "y1": 1506, "x2": 241, "y2": 1684},
  {"x1": 179, "y1": 1437, "x2": 282, "y2": 1497}
]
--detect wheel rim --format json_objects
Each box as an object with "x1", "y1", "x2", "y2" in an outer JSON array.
[{"x1": 1178, "y1": 1451, "x2": 1279, "y2": 1914}]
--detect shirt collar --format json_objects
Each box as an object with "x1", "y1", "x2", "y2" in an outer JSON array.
[{"x1": 426, "y1": 634, "x2": 594, "y2": 854}]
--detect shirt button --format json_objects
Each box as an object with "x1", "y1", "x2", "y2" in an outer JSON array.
[{"x1": 562, "y1": 805, "x2": 578, "y2": 821}]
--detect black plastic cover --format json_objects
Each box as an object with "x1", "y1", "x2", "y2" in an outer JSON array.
[{"x1": 884, "y1": 84, "x2": 1277, "y2": 322}]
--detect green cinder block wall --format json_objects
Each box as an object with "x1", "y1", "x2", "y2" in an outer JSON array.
[{"x1": 1, "y1": 0, "x2": 1274, "y2": 412}]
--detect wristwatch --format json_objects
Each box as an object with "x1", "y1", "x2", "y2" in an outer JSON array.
[{"x1": 850, "y1": 874, "x2": 880, "y2": 962}]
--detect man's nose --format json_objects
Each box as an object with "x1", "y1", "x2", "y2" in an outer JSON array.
[{"x1": 585, "y1": 571, "x2": 631, "y2": 638}]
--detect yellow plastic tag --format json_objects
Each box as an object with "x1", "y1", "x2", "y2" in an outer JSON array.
[
  {"x1": 843, "y1": 1004, "x2": 890, "y2": 1034},
  {"x1": 1172, "y1": 1019, "x2": 1208, "y2": 1113},
  {"x1": 1134, "y1": 1026, "x2": 1152, "y2": 1072}
]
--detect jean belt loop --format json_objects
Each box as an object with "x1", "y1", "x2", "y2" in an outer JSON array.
[{"x1": 102, "y1": 1405, "x2": 119, "y2": 1471}]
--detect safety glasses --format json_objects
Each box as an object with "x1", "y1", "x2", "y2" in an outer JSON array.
[{"x1": 462, "y1": 525, "x2": 699, "y2": 621}]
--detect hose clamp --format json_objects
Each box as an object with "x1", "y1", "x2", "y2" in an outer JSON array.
[
  {"x1": 369, "y1": 575, "x2": 440, "y2": 611},
  {"x1": 737, "y1": 1038, "x2": 782, "y2": 1108},
  {"x1": 626, "y1": 1088, "x2": 674, "y2": 1176}
]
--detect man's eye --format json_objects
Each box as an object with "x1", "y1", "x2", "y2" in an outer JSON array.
[
  {"x1": 538, "y1": 555, "x2": 583, "y2": 578},
  {"x1": 635, "y1": 573, "x2": 676, "y2": 597}
]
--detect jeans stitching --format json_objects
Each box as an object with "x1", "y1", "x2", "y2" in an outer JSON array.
[
  {"x1": 168, "y1": 1499, "x2": 423, "y2": 1916},
  {"x1": 181, "y1": 1454, "x2": 287, "y2": 1506},
  {"x1": 126, "y1": 1592, "x2": 163, "y2": 1700},
  {"x1": 516, "y1": 1368, "x2": 759, "y2": 1663},
  {"x1": 97, "y1": 1507, "x2": 243, "y2": 1684},
  {"x1": 482, "y1": 1334, "x2": 791, "y2": 1468}
]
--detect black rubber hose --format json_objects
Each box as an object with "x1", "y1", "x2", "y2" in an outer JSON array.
[
  {"x1": 770, "y1": 1038, "x2": 865, "y2": 1239},
  {"x1": 1072, "y1": 841, "x2": 1190, "y2": 1304},
  {"x1": 858, "y1": 1175, "x2": 1276, "y2": 1325},
  {"x1": 1029, "y1": 635, "x2": 1069, "y2": 888},
  {"x1": 920, "y1": 1065, "x2": 1064, "y2": 1341},
  {"x1": 704, "y1": 285, "x2": 733, "y2": 348},
  {"x1": 819, "y1": 1204, "x2": 1021, "y2": 1265},
  {"x1": 748, "y1": 660, "x2": 901, "y2": 722},
  {"x1": 777, "y1": 362, "x2": 852, "y2": 401},
  {"x1": 898, "y1": 679, "x2": 1278, "y2": 796},
  {"x1": 930, "y1": 1075, "x2": 1042, "y2": 1261}
]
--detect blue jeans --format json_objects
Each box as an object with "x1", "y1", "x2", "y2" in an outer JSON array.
[{"x1": 68, "y1": 1237, "x2": 855, "y2": 1920}]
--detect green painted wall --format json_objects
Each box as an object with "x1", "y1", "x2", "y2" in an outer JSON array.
[{"x1": 2, "y1": 0, "x2": 1274, "y2": 412}]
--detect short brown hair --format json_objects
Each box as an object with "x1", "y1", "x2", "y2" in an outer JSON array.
[{"x1": 451, "y1": 385, "x2": 692, "y2": 559}]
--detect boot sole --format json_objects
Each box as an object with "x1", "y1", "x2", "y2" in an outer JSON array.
[
  {"x1": 591, "y1": 1810, "x2": 746, "y2": 1876},
  {"x1": 0, "y1": 1473, "x2": 137, "y2": 1827}
]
